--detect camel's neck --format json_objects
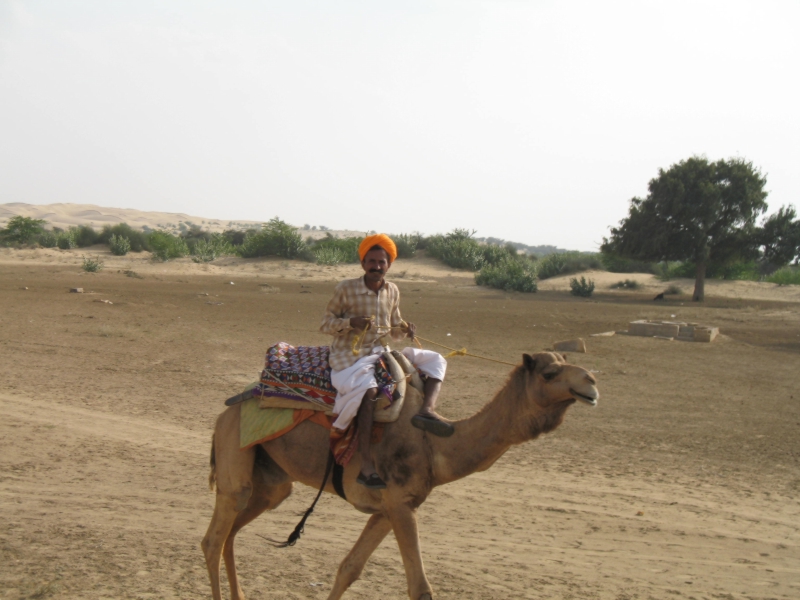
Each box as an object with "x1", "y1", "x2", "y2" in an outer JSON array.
[{"x1": 430, "y1": 369, "x2": 570, "y2": 486}]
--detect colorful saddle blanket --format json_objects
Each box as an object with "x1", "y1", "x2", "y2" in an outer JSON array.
[{"x1": 258, "y1": 342, "x2": 396, "y2": 410}]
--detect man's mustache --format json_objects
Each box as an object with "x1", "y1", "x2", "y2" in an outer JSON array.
[{"x1": 369, "y1": 268, "x2": 384, "y2": 273}]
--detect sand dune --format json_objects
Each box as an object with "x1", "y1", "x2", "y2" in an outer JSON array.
[{"x1": 0, "y1": 202, "x2": 366, "y2": 239}]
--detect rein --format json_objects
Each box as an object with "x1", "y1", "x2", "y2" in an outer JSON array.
[{"x1": 349, "y1": 319, "x2": 517, "y2": 367}]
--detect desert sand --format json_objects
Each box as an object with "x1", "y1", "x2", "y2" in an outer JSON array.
[{"x1": 1, "y1": 245, "x2": 799, "y2": 600}]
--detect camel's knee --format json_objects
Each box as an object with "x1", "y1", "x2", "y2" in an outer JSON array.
[{"x1": 234, "y1": 483, "x2": 253, "y2": 511}]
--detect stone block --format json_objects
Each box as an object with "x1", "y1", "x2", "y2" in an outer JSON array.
[{"x1": 553, "y1": 338, "x2": 586, "y2": 353}]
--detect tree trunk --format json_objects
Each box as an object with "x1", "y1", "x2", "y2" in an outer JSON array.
[{"x1": 692, "y1": 261, "x2": 706, "y2": 301}]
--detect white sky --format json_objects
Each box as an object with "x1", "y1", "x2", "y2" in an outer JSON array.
[{"x1": 1, "y1": 1, "x2": 798, "y2": 251}]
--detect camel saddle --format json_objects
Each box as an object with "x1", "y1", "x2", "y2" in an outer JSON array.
[{"x1": 225, "y1": 343, "x2": 422, "y2": 424}]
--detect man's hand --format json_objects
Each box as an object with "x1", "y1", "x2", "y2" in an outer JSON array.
[
  {"x1": 405, "y1": 321, "x2": 417, "y2": 340},
  {"x1": 350, "y1": 316, "x2": 373, "y2": 331}
]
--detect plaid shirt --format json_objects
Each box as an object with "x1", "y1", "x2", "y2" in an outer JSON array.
[{"x1": 320, "y1": 276, "x2": 407, "y2": 371}]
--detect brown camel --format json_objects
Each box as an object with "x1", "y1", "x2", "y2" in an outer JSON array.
[{"x1": 202, "y1": 351, "x2": 599, "y2": 600}]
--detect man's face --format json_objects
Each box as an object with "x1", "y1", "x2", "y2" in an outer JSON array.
[{"x1": 361, "y1": 248, "x2": 391, "y2": 284}]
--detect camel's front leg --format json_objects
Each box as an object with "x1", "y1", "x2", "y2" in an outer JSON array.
[
  {"x1": 387, "y1": 506, "x2": 433, "y2": 600},
  {"x1": 327, "y1": 513, "x2": 393, "y2": 600}
]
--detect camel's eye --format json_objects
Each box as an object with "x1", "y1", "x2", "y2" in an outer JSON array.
[{"x1": 542, "y1": 371, "x2": 558, "y2": 381}]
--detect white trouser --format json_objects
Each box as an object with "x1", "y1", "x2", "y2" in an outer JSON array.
[{"x1": 330, "y1": 347, "x2": 446, "y2": 431}]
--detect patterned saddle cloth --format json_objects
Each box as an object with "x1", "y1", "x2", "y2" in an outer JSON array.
[{"x1": 258, "y1": 342, "x2": 396, "y2": 411}]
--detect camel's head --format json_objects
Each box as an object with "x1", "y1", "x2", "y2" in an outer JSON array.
[{"x1": 522, "y1": 351, "x2": 599, "y2": 408}]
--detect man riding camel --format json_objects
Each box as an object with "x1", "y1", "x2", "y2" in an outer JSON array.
[{"x1": 320, "y1": 234, "x2": 453, "y2": 490}]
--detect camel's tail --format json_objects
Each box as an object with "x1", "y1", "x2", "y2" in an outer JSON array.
[{"x1": 208, "y1": 433, "x2": 217, "y2": 491}]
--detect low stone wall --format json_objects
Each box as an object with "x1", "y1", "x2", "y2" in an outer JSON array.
[{"x1": 628, "y1": 320, "x2": 718, "y2": 342}]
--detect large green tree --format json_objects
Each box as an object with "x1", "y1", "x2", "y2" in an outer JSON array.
[
  {"x1": 1, "y1": 216, "x2": 47, "y2": 244},
  {"x1": 602, "y1": 157, "x2": 769, "y2": 301}
]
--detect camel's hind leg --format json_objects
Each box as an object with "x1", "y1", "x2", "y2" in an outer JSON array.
[{"x1": 327, "y1": 513, "x2": 393, "y2": 600}]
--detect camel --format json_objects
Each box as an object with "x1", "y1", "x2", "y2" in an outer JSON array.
[{"x1": 202, "y1": 351, "x2": 599, "y2": 600}]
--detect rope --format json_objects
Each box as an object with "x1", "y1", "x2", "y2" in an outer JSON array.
[
  {"x1": 344, "y1": 322, "x2": 517, "y2": 367},
  {"x1": 409, "y1": 334, "x2": 518, "y2": 367}
]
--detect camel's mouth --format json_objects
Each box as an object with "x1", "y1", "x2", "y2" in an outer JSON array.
[{"x1": 570, "y1": 388, "x2": 598, "y2": 406}]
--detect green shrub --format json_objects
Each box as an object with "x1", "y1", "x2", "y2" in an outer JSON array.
[
  {"x1": 238, "y1": 218, "x2": 306, "y2": 259},
  {"x1": 314, "y1": 247, "x2": 350, "y2": 266},
  {"x1": 664, "y1": 284, "x2": 683, "y2": 295},
  {"x1": 656, "y1": 259, "x2": 763, "y2": 282},
  {"x1": 310, "y1": 235, "x2": 360, "y2": 263},
  {"x1": 109, "y1": 234, "x2": 131, "y2": 256},
  {"x1": 72, "y1": 225, "x2": 99, "y2": 247},
  {"x1": 766, "y1": 267, "x2": 800, "y2": 286},
  {"x1": 601, "y1": 252, "x2": 660, "y2": 274},
  {"x1": 536, "y1": 253, "x2": 567, "y2": 279},
  {"x1": 538, "y1": 252, "x2": 603, "y2": 280},
  {"x1": 191, "y1": 234, "x2": 234, "y2": 263},
  {"x1": 98, "y1": 223, "x2": 149, "y2": 252},
  {"x1": 570, "y1": 276, "x2": 595, "y2": 297},
  {"x1": 81, "y1": 256, "x2": 104, "y2": 272},
  {"x1": 610, "y1": 279, "x2": 640, "y2": 290},
  {"x1": 475, "y1": 258, "x2": 538, "y2": 292},
  {"x1": 38, "y1": 231, "x2": 58, "y2": 248},
  {"x1": 148, "y1": 231, "x2": 189, "y2": 261},
  {"x1": 57, "y1": 231, "x2": 77, "y2": 249},
  {"x1": 427, "y1": 230, "x2": 485, "y2": 270},
  {"x1": 221, "y1": 229, "x2": 248, "y2": 246},
  {"x1": 392, "y1": 233, "x2": 419, "y2": 259}
]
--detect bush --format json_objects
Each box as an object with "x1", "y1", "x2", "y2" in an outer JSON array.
[
  {"x1": 72, "y1": 225, "x2": 99, "y2": 247},
  {"x1": 610, "y1": 279, "x2": 640, "y2": 290},
  {"x1": 314, "y1": 247, "x2": 350, "y2": 266},
  {"x1": 570, "y1": 276, "x2": 595, "y2": 297},
  {"x1": 238, "y1": 218, "x2": 306, "y2": 259},
  {"x1": 309, "y1": 234, "x2": 360, "y2": 264},
  {"x1": 767, "y1": 267, "x2": 800, "y2": 286},
  {"x1": 426, "y1": 230, "x2": 484, "y2": 270},
  {"x1": 109, "y1": 234, "x2": 131, "y2": 256},
  {"x1": 148, "y1": 231, "x2": 189, "y2": 261},
  {"x1": 98, "y1": 223, "x2": 149, "y2": 252},
  {"x1": 392, "y1": 233, "x2": 420, "y2": 259},
  {"x1": 81, "y1": 256, "x2": 104, "y2": 272},
  {"x1": 665, "y1": 284, "x2": 683, "y2": 295},
  {"x1": 475, "y1": 258, "x2": 538, "y2": 292},
  {"x1": 190, "y1": 234, "x2": 234, "y2": 263},
  {"x1": 537, "y1": 252, "x2": 603, "y2": 280},
  {"x1": 1, "y1": 216, "x2": 46, "y2": 244},
  {"x1": 38, "y1": 231, "x2": 58, "y2": 248},
  {"x1": 221, "y1": 229, "x2": 248, "y2": 246},
  {"x1": 57, "y1": 231, "x2": 77, "y2": 250},
  {"x1": 601, "y1": 252, "x2": 660, "y2": 274}
]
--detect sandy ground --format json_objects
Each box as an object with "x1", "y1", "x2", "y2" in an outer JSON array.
[{"x1": 1, "y1": 247, "x2": 799, "y2": 600}]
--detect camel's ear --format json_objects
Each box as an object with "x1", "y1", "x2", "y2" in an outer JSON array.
[
  {"x1": 523, "y1": 353, "x2": 536, "y2": 372},
  {"x1": 560, "y1": 353, "x2": 568, "y2": 362}
]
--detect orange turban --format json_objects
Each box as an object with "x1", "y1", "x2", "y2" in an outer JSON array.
[{"x1": 358, "y1": 234, "x2": 397, "y2": 263}]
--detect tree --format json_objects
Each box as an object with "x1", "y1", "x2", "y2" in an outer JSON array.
[
  {"x1": 1, "y1": 216, "x2": 46, "y2": 244},
  {"x1": 758, "y1": 206, "x2": 800, "y2": 267},
  {"x1": 602, "y1": 157, "x2": 769, "y2": 301}
]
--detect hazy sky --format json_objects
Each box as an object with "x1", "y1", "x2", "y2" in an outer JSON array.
[{"x1": 1, "y1": 1, "x2": 798, "y2": 250}]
